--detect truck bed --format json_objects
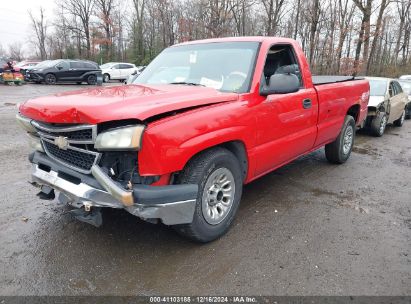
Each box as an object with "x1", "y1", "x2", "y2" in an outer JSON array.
[{"x1": 312, "y1": 75, "x2": 358, "y2": 85}]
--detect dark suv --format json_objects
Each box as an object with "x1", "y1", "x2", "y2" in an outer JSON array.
[{"x1": 25, "y1": 59, "x2": 102, "y2": 85}]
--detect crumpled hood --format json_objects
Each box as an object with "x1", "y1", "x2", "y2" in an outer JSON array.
[
  {"x1": 368, "y1": 95, "x2": 386, "y2": 107},
  {"x1": 19, "y1": 84, "x2": 238, "y2": 124}
]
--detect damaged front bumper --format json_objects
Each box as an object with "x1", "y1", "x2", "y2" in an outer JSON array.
[{"x1": 30, "y1": 152, "x2": 198, "y2": 226}]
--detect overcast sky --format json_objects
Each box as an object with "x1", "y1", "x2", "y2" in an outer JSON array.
[{"x1": 0, "y1": 0, "x2": 55, "y2": 53}]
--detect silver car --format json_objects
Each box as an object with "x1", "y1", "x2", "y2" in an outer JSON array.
[{"x1": 365, "y1": 77, "x2": 408, "y2": 136}]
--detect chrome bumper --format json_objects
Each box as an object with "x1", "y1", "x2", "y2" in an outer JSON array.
[{"x1": 31, "y1": 164, "x2": 197, "y2": 225}]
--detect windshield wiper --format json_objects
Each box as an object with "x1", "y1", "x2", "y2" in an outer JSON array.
[{"x1": 170, "y1": 82, "x2": 205, "y2": 86}]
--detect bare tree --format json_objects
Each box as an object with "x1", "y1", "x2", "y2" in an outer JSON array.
[
  {"x1": 28, "y1": 7, "x2": 48, "y2": 60},
  {"x1": 352, "y1": 0, "x2": 372, "y2": 75},
  {"x1": 96, "y1": 0, "x2": 117, "y2": 61},
  {"x1": 261, "y1": 0, "x2": 286, "y2": 36},
  {"x1": 8, "y1": 42, "x2": 24, "y2": 61},
  {"x1": 366, "y1": 0, "x2": 390, "y2": 74},
  {"x1": 59, "y1": 0, "x2": 96, "y2": 59}
]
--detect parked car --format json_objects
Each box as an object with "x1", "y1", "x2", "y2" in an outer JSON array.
[
  {"x1": 100, "y1": 62, "x2": 138, "y2": 82},
  {"x1": 25, "y1": 59, "x2": 101, "y2": 85},
  {"x1": 15, "y1": 60, "x2": 40, "y2": 76},
  {"x1": 364, "y1": 77, "x2": 408, "y2": 136},
  {"x1": 124, "y1": 66, "x2": 146, "y2": 84},
  {"x1": 399, "y1": 75, "x2": 411, "y2": 80},
  {"x1": 398, "y1": 79, "x2": 411, "y2": 119},
  {"x1": 17, "y1": 37, "x2": 369, "y2": 242}
]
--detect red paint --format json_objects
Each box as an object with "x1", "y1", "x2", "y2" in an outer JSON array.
[{"x1": 19, "y1": 37, "x2": 369, "y2": 184}]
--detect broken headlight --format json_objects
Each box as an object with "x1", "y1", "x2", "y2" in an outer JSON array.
[{"x1": 94, "y1": 125, "x2": 145, "y2": 151}]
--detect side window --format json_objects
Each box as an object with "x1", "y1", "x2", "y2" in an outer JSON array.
[
  {"x1": 56, "y1": 61, "x2": 69, "y2": 70},
  {"x1": 388, "y1": 82, "x2": 395, "y2": 97},
  {"x1": 112, "y1": 64, "x2": 120, "y2": 69},
  {"x1": 83, "y1": 62, "x2": 97, "y2": 69},
  {"x1": 262, "y1": 44, "x2": 303, "y2": 87},
  {"x1": 70, "y1": 62, "x2": 83, "y2": 69},
  {"x1": 394, "y1": 81, "x2": 403, "y2": 94},
  {"x1": 120, "y1": 64, "x2": 133, "y2": 69}
]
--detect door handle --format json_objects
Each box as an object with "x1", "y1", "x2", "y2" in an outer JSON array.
[{"x1": 303, "y1": 98, "x2": 312, "y2": 109}]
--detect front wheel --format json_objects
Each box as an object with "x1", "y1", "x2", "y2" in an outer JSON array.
[
  {"x1": 45, "y1": 73, "x2": 56, "y2": 85},
  {"x1": 174, "y1": 148, "x2": 243, "y2": 243},
  {"x1": 325, "y1": 115, "x2": 356, "y2": 164},
  {"x1": 370, "y1": 112, "x2": 387, "y2": 137}
]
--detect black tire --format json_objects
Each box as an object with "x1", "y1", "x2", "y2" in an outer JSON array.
[
  {"x1": 45, "y1": 73, "x2": 56, "y2": 85},
  {"x1": 103, "y1": 74, "x2": 110, "y2": 83},
  {"x1": 87, "y1": 74, "x2": 97, "y2": 85},
  {"x1": 174, "y1": 148, "x2": 243, "y2": 243},
  {"x1": 405, "y1": 105, "x2": 411, "y2": 119},
  {"x1": 325, "y1": 115, "x2": 356, "y2": 164},
  {"x1": 393, "y1": 109, "x2": 405, "y2": 127},
  {"x1": 370, "y1": 112, "x2": 387, "y2": 137}
]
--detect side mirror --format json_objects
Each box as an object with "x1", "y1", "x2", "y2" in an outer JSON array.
[
  {"x1": 57, "y1": 66, "x2": 63, "y2": 70},
  {"x1": 260, "y1": 66, "x2": 300, "y2": 96}
]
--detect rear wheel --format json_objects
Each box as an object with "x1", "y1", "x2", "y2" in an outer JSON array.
[
  {"x1": 325, "y1": 115, "x2": 355, "y2": 164},
  {"x1": 393, "y1": 110, "x2": 405, "y2": 127},
  {"x1": 45, "y1": 73, "x2": 56, "y2": 85},
  {"x1": 87, "y1": 74, "x2": 97, "y2": 85},
  {"x1": 405, "y1": 105, "x2": 411, "y2": 119},
  {"x1": 370, "y1": 112, "x2": 387, "y2": 137},
  {"x1": 174, "y1": 148, "x2": 243, "y2": 243}
]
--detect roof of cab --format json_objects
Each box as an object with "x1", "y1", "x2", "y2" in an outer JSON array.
[{"x1": 173, "y1": 36, "x2": 296, "y2": 47}]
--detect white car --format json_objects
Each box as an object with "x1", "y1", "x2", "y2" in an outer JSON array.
[
  {"x1": 100, "y1": 62, "x2": 138, "y2": 82},
  {"x1": 399, "y1": 75, "x2": 411, "y2": 80},
  {"x1": 365, "y1": 77, "x2": 408, "y2": 136}
]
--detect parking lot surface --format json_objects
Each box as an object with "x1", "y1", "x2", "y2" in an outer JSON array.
[{"x1": 0, "y1": 83, "x2": 410, "y2": 296}]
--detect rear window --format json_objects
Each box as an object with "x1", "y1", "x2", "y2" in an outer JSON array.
[
  {"x1": 120, "y1": 64, "x2": 133, "y2": 69},
  {"x1": 368, "y1": 79, "x2": 387, "y2": 96},
  {"x1": 83, "y1": 62, "x2": 97, "y2": 69},
  {"x1": 399, "y1": 81, "x2": 411, "y2": 95},
  {"x1": 70, "y1": 62, "x2": 83, "y2": 69}
]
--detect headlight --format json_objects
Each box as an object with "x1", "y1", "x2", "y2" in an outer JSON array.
[
  {"x1": 27, "y1": 133, "x2": 44, "y2": 152},
  {"x1": 94, "y1": 125, "x2": 145, "y2": 150},
  {"x1": 16, "y1": 113, "x2": 37, "y2": 133}
]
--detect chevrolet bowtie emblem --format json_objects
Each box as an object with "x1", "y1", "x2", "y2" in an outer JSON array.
[{"x1": 54, "y1": 136, "x2": 69, "y2": 150}]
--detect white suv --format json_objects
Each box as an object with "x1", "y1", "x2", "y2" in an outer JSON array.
[{"x1": 100, "y1": 62, "x2": 138, "y2": 82}]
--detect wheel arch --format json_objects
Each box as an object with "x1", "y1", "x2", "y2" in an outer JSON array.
[
  {"x1": 347, "y1": 104, "x2": 361, "y2": 123},
  {"x1": 183, "y1": 140, "x2": 248, "y2": 182}
]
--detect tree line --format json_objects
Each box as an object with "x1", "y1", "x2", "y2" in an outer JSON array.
[{"x1": 1, "y1": 0, "x2": 411, "y2": 77}]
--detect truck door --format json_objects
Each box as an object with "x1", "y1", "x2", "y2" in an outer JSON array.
[{"x1": 254, "y1": 44, "x2": 318, "y2": 176}]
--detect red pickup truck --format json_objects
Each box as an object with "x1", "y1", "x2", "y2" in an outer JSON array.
[{"x1": 16, "y1": 37, "x2": 369, "y2": 242}]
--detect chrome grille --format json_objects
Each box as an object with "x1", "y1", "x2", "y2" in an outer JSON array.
[
  {"x1": 32, "y1": 121, "x2": 97, "y2": 144},
  {"x1": 34, "y1": 121, "x2": 100, "y2": 174}
]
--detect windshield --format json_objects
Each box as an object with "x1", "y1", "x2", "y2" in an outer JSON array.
[
  {"x1": 134, "y1": 42, "x2": 260, "y2": 93},
  {"x1": 35, "y1": 60, "x2": 58, "y2": 69},
  {"x1": 368, "y1": 79, "x2": 388, "y2": 96},
  {"x1": 399, "y1": 81, "x2": 411, "y2": 95}
]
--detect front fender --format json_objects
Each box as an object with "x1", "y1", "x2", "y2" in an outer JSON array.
[{"x1": 137, "y1": 102, "x2": 255, "y2": 176}]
